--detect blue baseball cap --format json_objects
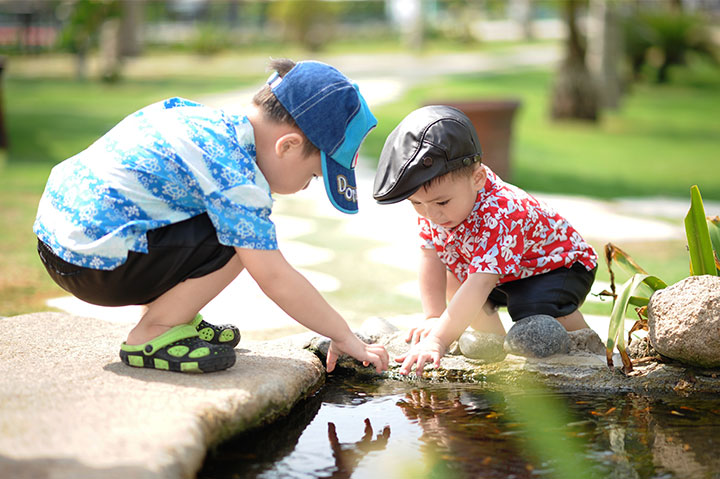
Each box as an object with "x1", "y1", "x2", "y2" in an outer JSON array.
[{"x1": 268, "y1": 61, "x2": 377, "y2": 214}]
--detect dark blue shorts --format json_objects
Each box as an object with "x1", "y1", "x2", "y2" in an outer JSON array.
[
  {"x1": 487, "y1": 262, "x2": 596, "y2": 321},
  {"x1": 37, "y1": 213, "x2": 235, "y2": 306}
]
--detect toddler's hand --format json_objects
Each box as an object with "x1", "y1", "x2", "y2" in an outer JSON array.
[
  {"x1": 405, "y1": 317, "x2": 440, "y2": 344},
  {"x1": 327, "y1": 336, "x2": 389, "y2": 374},
  {"x1": 395, "y1": 335, "x2": 445, "y2": 375}
]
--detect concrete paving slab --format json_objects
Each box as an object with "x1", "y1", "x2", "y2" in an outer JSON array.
[{"x1": 0, "y1": 313, "x2": 324, "y2": 479}]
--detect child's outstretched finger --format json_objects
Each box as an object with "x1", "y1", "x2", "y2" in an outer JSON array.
[
  {"x1": 414, "y1": 356, "x2": 428, "y2": 375},
  {"x1": 326, "y1": 345, "x2": 338, "y2": 373},
  {"x1": 371, "y1": 346, "x2": 389, "y2": 372}
]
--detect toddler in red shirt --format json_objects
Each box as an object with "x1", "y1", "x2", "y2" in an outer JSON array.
[{"x1": 373, "y1": 105, "x2": 597, "y2": 375}]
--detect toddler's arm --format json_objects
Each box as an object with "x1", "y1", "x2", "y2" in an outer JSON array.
[
  {"x1": 396, "y1": 271, "x2": 499, "y2": 375},
  {"x1": 406, "y1": 248, "x2": 447, "y2": 344},
  {"x1": 235, "y1": 247, "x2": 389, "y2": 373}
]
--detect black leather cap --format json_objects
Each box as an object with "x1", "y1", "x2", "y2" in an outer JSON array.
[{"x1": 373, "y1": 105, "x2": 482, "y2": 204}]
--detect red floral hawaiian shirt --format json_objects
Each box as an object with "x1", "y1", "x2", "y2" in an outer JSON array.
[{"x1": 419, "y1": 166, "x2": 597, "y2": 284}]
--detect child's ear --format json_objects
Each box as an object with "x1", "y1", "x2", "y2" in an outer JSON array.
[
  {"x1": 472, "y1": 164, "x2": 487, "y2": 190},
  {"x1": 275, "y1": 132, "x2": 304, "y2": 158}
]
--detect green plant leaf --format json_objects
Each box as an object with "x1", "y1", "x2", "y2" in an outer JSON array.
[
  {"x1": 708, "y1": 216, "x2": 720, "y2": 270},
  {"x1": 685, "y1": 185, "x2": 718, "y2": 276},
  {"x1": 606, "y1": 274, "x2": 667, "y2": 372},
  {"x1": 628, "y1": 296, "x2": 650, "y2": 307}
]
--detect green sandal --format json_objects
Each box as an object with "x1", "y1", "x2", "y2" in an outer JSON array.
[
  {"x1": 119, "y1": 324, "x2": 236, "y2": 373},
  {"x1": 190, "y1": 314, "x2": 241, "y2": 348}
]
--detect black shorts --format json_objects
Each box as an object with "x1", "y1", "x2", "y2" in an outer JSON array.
[
  {"x1": 37, "y1": 213, "x2": 236, "y2": 306},
  {"x1": 487, "y1": 262, "x2": 596, "y2": 321}
]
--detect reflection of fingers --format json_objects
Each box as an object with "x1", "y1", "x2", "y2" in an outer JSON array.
[
  {"x1": 382, "y1": 425, "x2": 391, "y2": 439},
  {"x1": 362, "y1": 418, "x2": 373, "y2": 441},
  {"x1": 328, "y1": 422, "x2": 339, "y2": 444}
]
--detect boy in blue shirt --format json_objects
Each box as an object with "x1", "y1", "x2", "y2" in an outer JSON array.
[{"x1": 34, "y1": 59, "x2": 389, "y2": 374}]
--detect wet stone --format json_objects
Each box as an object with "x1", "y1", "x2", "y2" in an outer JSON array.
[
  {"x1": 458, "y1": 331, "x2": 506, "y2": 363},
  {"x1": 504, "y1": 315, "x2": 571, "y2": 358},
  {"x1": 568, "y1": 328, "x2": 605, "y2": 355}
]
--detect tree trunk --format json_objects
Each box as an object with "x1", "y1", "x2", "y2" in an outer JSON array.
[
  {"x1": 587, "y1": 0, "x2": 622, "y2": 109},
  {"x1": 508, "y1": 0, "x2": 534, "y2": 40},
  {"x1": 118, "y1": 0, "x2": 143, "y2": 57},
  {"x1": 550, "y1": 0, "x2": 599, "y2": 122}
]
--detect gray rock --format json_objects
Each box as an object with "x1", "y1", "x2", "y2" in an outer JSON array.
[
  {"x1": 648, "y1": 275, "x2": 720, "y2": 368},
  {"x1": 0, "y1": 313, "x2": 325, "y2": 479},
  {"x1": 358, "y1": 316, "x2": 400, "y2": 342},
  {"x1": 504, "y1": 315, "x2": 571, "y2": 358},
  {"x1": 458, "y1": 330, "x2": 506, "y2": 362},
  {"x1": 628, "y1": 335, "x2": 661, "y2": 359},
  {"x1": 568, "y1": 328, "x2": 605, "y2": 355}
]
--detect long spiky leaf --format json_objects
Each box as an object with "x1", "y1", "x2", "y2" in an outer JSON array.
[
  {"x1": 685, "y1": 186, "x2": 717, "y2": 276},
  {"x1": 606, "y1": 274, "x2": 667, "y2": 372}
]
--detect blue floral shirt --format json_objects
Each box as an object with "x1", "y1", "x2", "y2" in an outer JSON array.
[{"x1": 34, "y1": 97, "x2": 277, "y2": 270}]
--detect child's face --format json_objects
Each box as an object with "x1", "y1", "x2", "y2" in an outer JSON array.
[
  {"x1": 265, "y1": 134, "x2": 323, "y2": 195},
  {"x1": 285, "y1": 150, "x2": 323, "y2": 194},
  {"x1": 408, "y1": 168, "x2": 486, "y2": 229}
]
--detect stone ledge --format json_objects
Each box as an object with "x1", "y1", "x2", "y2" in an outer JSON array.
[
  {"x1": 0, "y1": 313, "x2": 325, "y2": 479},
  {"x1": 310, "y1": 328, "x2": 720, "y2": 396}
]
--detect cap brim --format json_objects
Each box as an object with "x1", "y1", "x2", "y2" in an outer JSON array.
[{"x1": 321, "y1": 151, "x2": 358, "y2": 214}]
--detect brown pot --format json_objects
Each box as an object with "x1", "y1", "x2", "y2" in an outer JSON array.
[{"x1": 426, "y1": 100, "x2": 521, "y2": 180}]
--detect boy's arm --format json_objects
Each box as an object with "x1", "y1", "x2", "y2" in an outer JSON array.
[
  {"x1": 419, "y1": 247, "x2": 447, "y2": 318},
  {"x1": 406, "y1": 248, "x2": 447, "y2": 343},
  {"x1": 234, "y1": 247, "x2": 389, "y2": 373},
  {"x1": 397, "y1": 271, "x2": 499, "y2": 375}
]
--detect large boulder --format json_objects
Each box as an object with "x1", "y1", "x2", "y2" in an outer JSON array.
[{"x1": 648, "y1": 275, "x2": 720, "y2": 368}]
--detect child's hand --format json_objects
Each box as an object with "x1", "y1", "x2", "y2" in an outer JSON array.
[
  {"x1": 405, "y1": 317, "x2": 440, "y2": 344},
  {"x1": 326, "y1": 336, "x2": 389, "y2": 374},
  {"x1": 395, "y1": 335, "x2": 446, "y2": 375}
]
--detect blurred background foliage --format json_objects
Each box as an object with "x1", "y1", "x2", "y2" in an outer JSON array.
[{"x1": 0, "y1": 0, "x2": 718, "y2": 316}]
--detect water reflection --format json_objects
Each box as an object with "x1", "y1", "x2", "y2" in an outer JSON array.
[
  {"x1": 396, "y1": 388, "x2": 534, "y2": 478},
  {"x1": 326, "y1": 419, "x2": 390, "y2": 479},
  {"x1": 199, "y1": 375, "x2": 720, "y2": 479}
]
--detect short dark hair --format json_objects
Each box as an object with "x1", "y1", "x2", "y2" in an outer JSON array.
[
  {"x1": 253, "y1": 58, "x2": 320, "y2": 158},
  {"x1": 421, "y1": 161, "x2": 481, "y2": 192}
]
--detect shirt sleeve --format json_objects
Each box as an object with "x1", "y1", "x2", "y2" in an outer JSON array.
[
  {"x1": 418, "y1": 217, "x2": 435, "y2": 249},
  {"x1": 204, "y1": 186, "x2": 277, "y2": 250}
]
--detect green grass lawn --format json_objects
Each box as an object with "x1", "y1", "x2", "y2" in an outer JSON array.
[{"x1": 1, "y1": 52, "x2": 717, "y2": 318}]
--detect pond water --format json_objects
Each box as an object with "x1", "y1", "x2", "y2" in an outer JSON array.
[{"x1": 199, "y1": 374, "x2": 720, "y2": 479}]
